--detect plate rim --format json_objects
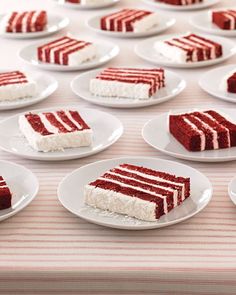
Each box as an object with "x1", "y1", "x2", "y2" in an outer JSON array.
[
  {"x1": 57, "y1": 156, "x2": 213, "y2": 230},
  {"x1": 228, "y1": 176, "x2": 236, "y2": 206},
  {"x1": 55, "y1": 0, "x2": 120, "y2": 10}
]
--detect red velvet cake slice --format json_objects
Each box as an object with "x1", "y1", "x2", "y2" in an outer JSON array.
[
  {"x1": 156, "y1": 0, "x2": 203, "y2": 5},
  {"x1": 84, "y1": 163, "x2": 190, "y2": 221},
  {"x1": 90, "y1": 67, "x2": 165, "y2": 99},
  {"x1": 100, "y1": 9, "x2": 158, "y2": 32},
  {"x1": 0, "y1": 176, "x2": 12, "y2": 210},
  {"x1": 169, "y1": 110, "x2": 236, "y2": 151},
  {"x1": 212, "y1": 10, "x2": 236, "y2": 30},
  {"x1": 37, "y1": 36, "x2": 96, "y2": 66},
  {"x1": 1, "y1": 11, "x2": 47, "y2": 33}
]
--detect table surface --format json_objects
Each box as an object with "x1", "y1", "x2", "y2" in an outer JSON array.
[{"x1": 0, "y1": 0, "x2": 236, "y2": 294}]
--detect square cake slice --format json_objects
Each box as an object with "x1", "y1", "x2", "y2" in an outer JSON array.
[
  {"x1": 1, "y1": 11, "x2": 47, "y2": 33},
  {"x1": 19, "y1": 110, "x2": 93, "y2": 152},
  {"x1": 0, "y1": 176, "x2": 12, "y2": 210},
  {"x1": 0, "y1": 71, "x2": 37, "y2": 101},
  {"x1": 90, "y1": 67, "x2": 165, "y2": 99},
  {"x1": 169, "y1": 110, "x2": 236, "y2": 151},
  {"x1": 37, "y1": 36, "x2": 96, "y2": 66},
  {"x1": 155, "y1": 33, "x2": 222, "y2": 63},
  {"x1": 156, "y1": 0, "x2": 203, "y2": 5},
  {"x1": 100, "y1": 9, "x2": 158, "y2": 33},
  {"x1": 84, "y1": 163, "x2": 190, "y2": 221},
  {"x1": 212, "y1": 10, "x2": 236, "y2": 30}
]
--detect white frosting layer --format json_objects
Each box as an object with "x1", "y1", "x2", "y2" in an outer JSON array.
[
  {"x1": 67, "y1": 43, "x2": 96, "y2": 66},
  {"x1": 155, "y1": 41, "x2": 188, "y2": 63},
  {"x1": 133, "y1": 13, "x2": 158, "y2": 32}
]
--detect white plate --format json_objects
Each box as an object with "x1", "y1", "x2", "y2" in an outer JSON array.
[
  {"x1": 0, "y1": 106, "x2": 123, "y2": 161},
  {"x1": 199, "y1": 65, "x2": 236, "y2": 104},
  {"x1": 142, "y1": 107, "x2": 236, "y2": 162},
  {"x1": 0, "y1": 160, "x2": 39, "y2": 221},
  {"x1": 56, "y1": 0, "x2": 120, "y2": 10},
  {"x1": 142, "y1": 0, "x2": 220, "y2": 11},
  {"x1": 87, "y1": 13, "x2": 176, "y2": 38},
  {"x1": 0, "y1": 13, "x2": 69, "y2": 39},
  {"x1": 0, "y1": 70, "x2": 58, "y2": 110},
  {"x1": 228, "y1": 177, "x2": 236, "y2": 206},
  {"x1": 58, "y1": 157, "x2": 212, "y2": 230},
  {"x1": 18, "y1": 38, "x2": 120, "y2": 71},
  {"x1": 190, "y1": 8, "x2": 236, "y2": 37},
  {"x1": 71, "y1": 68, "x2": 186, "y2": 108},
  {"x1": 135, "y1": 33, "x2": 236, "y2": 68}
]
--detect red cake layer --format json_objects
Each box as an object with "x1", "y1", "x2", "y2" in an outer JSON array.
[
  {"x1": 6, "y1": 11, "x2": 47, "y2": 33},
  {"x1": 25, "y1": 110, "x2": 91, "y2": 136},
  {"x1": 212, "y1": 10, "x2": 236, "y2": 30},
  {"x1": 169, "y1": 110, "x2": 236, "y2": 151},
  {"x1": 0, "y1": 71, "x2": 28, "y2": 87},
  {"x1": 37, "y1": 36, "x2": 91, "y2": 65},
  {"x1": 101, "y1": 9, "x2": 152, "y2": 32},
  {"x1": 0, "y1": 176, "x2": 12, "y2": 210},
  {"x1": 157, "y1": 0, "x2": 203, "y2": 5},
  {"x1": 227, "y1": 72, "x2": 236, "y2": 93},
  {"x1": 95, "y1": 68, "x2": 165, "y2": 97},
  {"x1": 88, "y1": 164, "x2": 190, "y2": 219}
]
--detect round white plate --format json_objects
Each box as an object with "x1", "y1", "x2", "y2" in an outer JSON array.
[
  {"x1": 0, "y1": 106, "x2": 123, "y2": 161},
  {"x1": 190, "y1": 8, "x2": 236, "y2": 37},
  {"x1": 0, "y1": 13, "x2": 69, "y2": 39},
  {"x1": 18, "y1": 39, "x2": 120, "y2": 71},
  {"x1": 199, "y1": 65, "x2": 236, "y2": 104},
  {"x1": 228, "y1": 177, "x2": 236, "y2": 206},
  {"x1": 55, "y1": 0, "x2": 120, "y2": 10},
  {"x1": 87, "y1": 13, "x2": 176, "y2": 38},
  {"x1": 0, "y1": 71, "x2": 58, "y2": 110},
  {"x1": 142, "y1": 107, "x2": 236, "y2": 162},
  {"x1": 142, "y1": 0, "x2": 220, "y2": 11},
  {"x1": 58, "y1": 157, "x2": 212, "y2": 230},
  {"x1": 0, "y1": 160, "x2": 39, "y2": 221},
  {"x1": 71, "y1": 68, "x2": 186, "y2": 108},
  {"x1": 135, "y1": 33, "x2": 236, "y2": 69}
]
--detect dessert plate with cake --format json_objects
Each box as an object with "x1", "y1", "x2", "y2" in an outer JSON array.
[
  {"x1": 18, "y1": 35, "x2": 119, "y2": 71},
  {"x1": 190, "y1": 8, "x2": 236, "y2": 37},
  {"x1": 142, "y1": 108, "x2": 236, "y2": 162},
  {"x1": 142, "y1": 0, "x2": 220, "y2": 11},
  {"x1": 135, "y1": 33, "x2": 236, "y2": 68},
  {"x1": 199, "y1": 65, "x2": 236, "y2": 104},
  {"x1": 228, "y1": 176, "x2": 236, "y2": 206},
  {"x1": 71, "y1": 67, "x2": 186, "y2": 108},
  {"x1": 87, "y1": 9, "x2": 176, "y2": 38},
  {"x1": 0, "y1": 106, "x2": 123, "y2": 161},
  {"x1": 0, "y1": 11, "x2": 69, "y2": 39},
  {"x1": 57, "y1": 157, "x2": 212, "y2": 230},
  {"x1": 55, "y1": 0, "x2": 120, "y2": 10},
  {"x1": 0, "y1": 69, "x2": 58, "y2": 110},
  {"x1": 0, "y1": 160, "x2": 38, "y2": 221}
]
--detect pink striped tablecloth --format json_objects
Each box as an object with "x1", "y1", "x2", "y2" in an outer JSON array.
[{"x1": 0, "y1": 0, "x2": 236, "y2": 294}]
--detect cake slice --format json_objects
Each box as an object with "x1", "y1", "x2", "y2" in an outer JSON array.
[
  {"x1": 212, "y1": 10, "x2": 236, "y2": 30},
  {"x1": 37, "y1": 36, "x2": 96, "y2": 66},
  {"x1": 90, "y1": 67, "x2": 165, "y2": 99},
  {"x1": 84, "y1": 163, "x2": 190, "y2": 221},
  {"x1": 1, "y1": 11, "x2": 47, "y2": 33},
  {"x1": 19, "y1": 110, "x2": 93, "y2": 152},
  {"x1": 169, "y1": 110, "x2": 236, "y2": 151},
  {"x1": 155, "y1": 33, "x2": 223, "y2": 63},
  {"x1": 220, "y1": 70, "x2": 236, "y2": 93},
  {"x1": 100, "y1": 9, "x2": 158, "y2": 32},
  {"x1": 0, "y1": 71, "x2": 37, "y2": 101},
  {"x1": 156, "y1": 0, "x2": 203, "y2": 5},
  {"x1": 0, "y1": 176, "x2": 12, "y2": 210}
]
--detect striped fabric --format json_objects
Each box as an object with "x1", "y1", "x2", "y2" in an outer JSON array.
[{"x1": 0, "y1": 0, "x2": 236, "y2": 294}]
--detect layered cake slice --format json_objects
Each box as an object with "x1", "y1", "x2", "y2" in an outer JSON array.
[
  {"x1": 90, "y1": 67, "x2": 165, "y2": 99},
  {"x1": 212, "y1": 10, "x2": 236, "y2": 30},
  {"x1": 156, "y1": 0, "x2": 203, "y2": 5},
  {"x1": 0, "y1": 176, "x2": 12, "y2": 210},
  {"x1": 1, "y1": 11, "x2": 47, "y2": 33},
  {"x1": 220, "y1": 70, "x2": 236, "y2": 93},
  {"x1": 155, "y1": 33, "x2": 223, "y2": 63},
  {"x1": 100, "y1": 9, "x2": 158, "y2": 32},
  {"x1": 84, "y1": 163, "x2": 190, "y2": 221},
  {"x1": 0, "y1": 71, "x2": 37, "y2": 101},
  {"x1": 19, "y1": 110, "x2": 93, "y2": 152},
  {"x1": 37, "y1": 36, "x2": 96, "y2": 66},
  {"x1": 169, "y1": 110, "x2": 236, "y2": 151}
]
